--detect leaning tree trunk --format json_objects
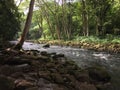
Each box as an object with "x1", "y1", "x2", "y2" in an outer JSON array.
[{"x1": 13, "y1": 0, "x2": 35, "y2": 50}]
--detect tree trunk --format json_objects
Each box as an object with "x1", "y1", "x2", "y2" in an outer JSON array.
[
  {"x1": 95, "y1": 16, "x2": 99, "y2": 36},
  {"x1": 96, "y1": 15, "x2": 103, "y2": 36},
  {"x1": 13, "y1": 0, "x2": 35, "y2": 50},
  {"x1": 81, "y1": 0, "x2": 89, "y2": 36}
]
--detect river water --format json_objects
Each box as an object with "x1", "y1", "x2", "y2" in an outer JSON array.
[{"x1": 10, "y1": 41, "x2": 120, "y2": 90}]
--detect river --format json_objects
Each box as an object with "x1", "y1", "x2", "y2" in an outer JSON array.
[{"x1": 10, "y1": 41, "x2": 120, "y2": 90}]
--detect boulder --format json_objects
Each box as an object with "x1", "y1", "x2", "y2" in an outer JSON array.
[
  {"x1": 14, "y1": 79, "x2": 34, "y2": 90},
  {"x1": 0, "y1": 75, "x2": 14, "y2": 90},
  {"x1": 26, "y1": 87, "x2": 39, "y2": 90},
  {"x1": 77, "y1": 83, "x2": 97, "y2": 90},
  {"x1": 40, "y1": 51, "x2": 48, "y2": 56},
  {"x1": 74, "y1": 70, "x2": 90, "y2": 83},
  {"x1": 43, "y1": 44, "x2": 50, "y2": 48},
  {"x1": 50, "y1": 73, "x2": 64, "y2": 84},
  {"x1": 87, "y1": 66, "x2": 111, "y2": 83}
]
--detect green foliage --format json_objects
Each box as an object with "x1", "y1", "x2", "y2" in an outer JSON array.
[
  {"x1": 18, "y1": 0, "x2": 120, "y2": 41},
  {"x1": 74, "y1": 35, "x2": 120, "y2": 44},
  {"x1": 0, "y1": 0, "x2": 21, "y2": 40},
  {"x1": 74, "y1": 36, "x2": 101, "y2": 43}
]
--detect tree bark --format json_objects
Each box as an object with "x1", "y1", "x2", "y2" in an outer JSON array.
[
  {"x1": 13, "y1": 0, "x2": 35, "y2": 50},
  {"x1": 81, "y1": 0, "x2": 89, "y2": 36}
]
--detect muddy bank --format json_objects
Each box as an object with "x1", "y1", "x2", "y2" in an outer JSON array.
[{"x1": 0, "y1": 48, "x2": 112, "y2": 90}]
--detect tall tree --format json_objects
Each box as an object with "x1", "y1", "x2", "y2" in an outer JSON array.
[
  {"x1": 81, "y1": 0, "x2": 89, "y2": 36},
  {"x1": 88, "y1": 0, "x2": 114, "y2": 36},
  {"x1": 13, "y1": 0, "x2": 35, "y2": 50}
]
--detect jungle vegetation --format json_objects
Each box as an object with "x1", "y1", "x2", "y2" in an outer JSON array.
[{"x1": 0, "y1": 0, "x2": 120, "y2": 47}]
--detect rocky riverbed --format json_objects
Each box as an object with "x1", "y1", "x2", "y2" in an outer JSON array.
[
  {"x1": 36, "y1": 40, "x2": 120, "y2": 53},
  {"x1": 0, "y1": 47, "x2": 112, "y2": 90}
]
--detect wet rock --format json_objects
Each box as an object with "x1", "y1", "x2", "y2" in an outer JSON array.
[
  {"x1": 49, "y1": 68, "x2": 58, "y2": 73},
  {"x1": 87, "y1": 66, "x2": 111, "y2": 83},
  {"x1": 74, "y1": 70, "x2": 90, "y2": 83},
  {"x1": 57, "y1": 53, "x2": 65, "y2": 57},
  {"x1": 4, "y1": 58, "x2": 31, "y2": 65},
  {"x1": 77, "y1": 83, "x2": 97, "y2": 90},
  {"x1": 39, "y1": 71, "x2": 51, "y2": 81},
  {"x1": 28, "y1": 72, "x2": 38, "y2": 79},
  {"x1": 26, "y1": 87, "x2": 39, "y2": 90},
  {"x1": 14, "y1": 79, "x2": 34, "y2": 90},
  {"x1": 51, "y1": 73, "x2": 64, "y2": 84},
  {"x1": 50, "y1": 52, "x2": 56, "y2": 56},
  {"x1": 40, "y1": 51, "x2": 48, "y2": 56},
  {"x1": 53, "y1": 85, "x2": 68, "y2": 90},
  {"x1": 26, "y1": 50, "x2": 39, "y2": 56},
  {"x1": 62, "y1": 74, "x2": 76, "y2": 87},
  {"x1": 0, "y1": 75, "x2": 14, "y2": 90},
  {"x1": 36, "y1": 56, "x2": 50, "y2": 62},
  {"x1": 11, "y1": 64, "x2": 31, "y2": 73},
  {"x1": 0, "y1": 65, "x2": 14, "y2": 76},
  {"x1": 52, "y1": 53, "x2": 65, "y2": 59},
  {"x1": 96, "y1": 82, "x2": 113, "y2": 90},
  {"x1": 21, "y1": 55, "x2": 39, "y2": 60},
  {"x1": 43, "y1": 44, "x2": 50, "y2": 48},
  {"x1": 23, "y1": 74, "x2": 36, "y2": 82},
  {"x1": 46, "y1": 62, "x2": 56, "y2": 68},
  {"x1": 11, "y1": 72, "x2": 24, "y2": 78},
  {"x1": 37, "y1": 78, "x2": 59, "y2": 90},
  {"x1": 58, "y1": 67, "x2": 68, "y2": 74}
]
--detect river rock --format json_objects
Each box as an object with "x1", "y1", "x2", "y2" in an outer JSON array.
[
  {"x1": 51, "y1": 73, "x2": 64, "y2": 84},
  {"x1": 96, "y1": 82, "x2": 113, "y2": 90},
  {"x1": 0, "y1": 75, "x2": 14, "y2": 90},
  {"x1": 77, "y1": 83, "x2": 97, "y2": 90},
  {"x1": 14, "y1": 79, "x2": 34, "y2": 90},
  {"x1": 87, "y1": 66, "x2": 111, "y2": 83},
  {"x1": 43, "y1": 44, "x2": 50, "y2": 48},
  {"x1": 39, "y1": 71, "x2": 51, "y2": 81},
  {"x1": 0, "y1": 65, "x2": 14, "y2": 76},
  {"x1": 26, "y1": 50, "x2": 39, "y2": 56},
  {"x1": 52, "y1": 53, "x2": 65, "y2": 59},
  {"x1": 40, "y1": 51, "x2": 48, "y2": 56},
  {"x1": 3, "y1": 57, "x2": 31, "y2": 65},
  {"x1": 26, "y1": 87, "x2": 39, "y2": 90},
  {"x1": 74, "y1": 70, "x2": 90, "y2": 83}
]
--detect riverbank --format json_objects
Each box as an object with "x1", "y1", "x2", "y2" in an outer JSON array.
[
  {"x1": 0, "y1": 43, "x2": 112, "y2": 90},
  {"x1": 35, "y1": 39, "x2": 120, "y2": 53}
]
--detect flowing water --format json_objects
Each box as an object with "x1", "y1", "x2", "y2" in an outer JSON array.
[{"x1": 10, "y1": 41, "x2": 120, "y2": 90}]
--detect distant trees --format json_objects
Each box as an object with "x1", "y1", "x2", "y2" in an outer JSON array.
[
  {"x1": 81, "y1": 0, "x2": 89, "y2": 36},
  {"x1": 17, "y1": 0, "x2": 120, "y2": 41},
  {"x1": 0, "y1": 0, "x2": 21, "y2": 41},
  {"x1": 88, "y1": 0, "x2": 115, "y2": 36}
]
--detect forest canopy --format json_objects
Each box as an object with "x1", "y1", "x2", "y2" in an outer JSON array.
[
  {"x1": 0, "y1": 0, "x2": 120, "y2": 41},
  {"x1": 26, "y1": 0, "x2": 120, "y2": 40}
]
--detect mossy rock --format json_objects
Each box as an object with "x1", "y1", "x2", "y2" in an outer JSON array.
[{"x1": 87, "y1": 66, "x2": 111, "y2": 83}]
